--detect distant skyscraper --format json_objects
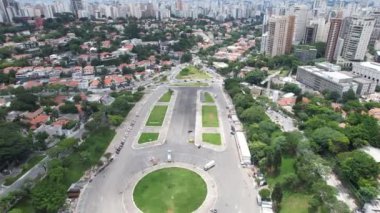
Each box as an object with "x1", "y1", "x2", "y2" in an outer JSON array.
[
  {"x1": 263, "y1": 15, "x2": 295, "y2": 57},
  {"x1": 71, "y1": 0, "x2": 83, "y2": 17},
  {"x1": 0, "y1": 0, "x2": 19, "y2": 23},
  {"x1": 176, "y1": 0, "x2": 183, "y2": 11},
  {"x1": 339, "y1": 16, "x2": 375, "y2": 61},
  {"x1": 291, "y1": 5, "x2": 309, "y2": 44},
  {"x1": 325, "y1": 18, "x2": 343, "y2": 62}
]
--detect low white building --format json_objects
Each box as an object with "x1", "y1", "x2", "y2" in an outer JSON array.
[
  {"x1": 235, "y1": 131, "x2": 251, "y2": 165},
  {"x1": 352, "y1": 62, "x2": 380, "y2": 85}
]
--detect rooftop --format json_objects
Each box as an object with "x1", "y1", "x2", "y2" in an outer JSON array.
[
  {"x1": 300, "y1": 66, "x2": 352, "y2": 83},
  {"x1": 357, "y1": 62, "x2": 380, "y2": 71}
]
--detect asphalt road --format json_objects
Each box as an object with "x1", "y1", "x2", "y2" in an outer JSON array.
[{"x1": 76, "y1": 83, "x2": 259, "y2": 213}]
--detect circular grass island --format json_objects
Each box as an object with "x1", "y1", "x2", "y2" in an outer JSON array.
[{"x1": 133, "y1": 167, "x2": 207, "y2": 213}]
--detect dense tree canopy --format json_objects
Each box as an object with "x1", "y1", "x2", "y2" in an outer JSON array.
[{"x1": 0, "y1": 122, "x2": 32, "y2": 169}]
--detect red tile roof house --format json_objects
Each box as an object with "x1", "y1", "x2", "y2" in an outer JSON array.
[
  {"x1": 102, "y1": 40, "x2": 111, "y2": 49},
  {"x1": 3, "y1": 67, "x2": 21, "y2": 74},
  {"x1": 23, "y1": 80, "x2": 43, "y2": 89},
  {"x1": 277, "y1": 97, "x2": 296, "y2": 107},
  {"x1": 104, "y1": 75, "x2": 126, "y2": 87},
  {"x1": 369, "y1": 108, "x2": 380, "y2": 120},
  {"x1": 21, "y1": 108, "x2": 50, "y2": 129}
]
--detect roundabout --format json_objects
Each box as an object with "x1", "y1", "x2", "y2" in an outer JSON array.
[
  {"x1": 133, "y1": 167, "x2": 207, "y2": 213},
  {"x1": 123, "y1": 163, "x2": 218, "y2": 213}
]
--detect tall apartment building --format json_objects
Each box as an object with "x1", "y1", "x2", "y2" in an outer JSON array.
[
  {"x1": 339, "y1": 16, "x2": 375, "y2": 61},
  {"x1": 369, "y1": 10, "x2": 380, "y2": 45},
  {"x1": 292, "y1": 5, "x2": 309, "y2": 44},
  {"x1": 325, "y1": 18, "x2": 343, "y2": 62},
  {"x1": 262, "y1": 15, "x2": 295, "y2": 57},
  {"x1": 70, "y1": 0, "x2": 83, "y2": 17}
]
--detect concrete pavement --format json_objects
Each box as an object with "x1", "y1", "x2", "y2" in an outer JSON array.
[{"x1": 76, "y1": 82, "x2": 259, "y2": 213}]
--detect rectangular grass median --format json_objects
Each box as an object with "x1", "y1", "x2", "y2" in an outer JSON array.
[
  {"x1": 202, "y1": 133, "x2": 221, "y2": 145},
  {"x1": 138, "y1": 133, "x2": 159, "y2": 144},
  {"x1": 159, "y1": 90, "x2": 173, "y2": 102},
  {"x1": 204, "y1": 92, "x2": 214, "y2": 103},
  {"x1": 202, "y1": 105, "x2": 219, "y2": 127},
  {"x1": 146, "y1": 105, "x2": 168, "y2": 126}
]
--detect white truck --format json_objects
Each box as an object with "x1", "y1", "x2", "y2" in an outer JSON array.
[{"x1": 203, "y1": 160, "x2": 216, "y2": 171}]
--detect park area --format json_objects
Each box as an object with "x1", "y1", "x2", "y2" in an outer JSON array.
[
  {"x1": 158, "y1": 90, "x2": 173, "y2": 102},
  {"x1": 146, "y1": 105, "x2": 168, "y2": 126},
  {"x1": 267, "y1": 157, "x2": 311, "y2": 213},
  {"x1": 202, "y1": 133, "x2": 221, "y2": 145},
  {"x1": 133, "y1": 167, "x2": 207, "y2": 213},
  {"x1": 176, "y1": 66, "x2": 210, "y2": 80},
  {"x1": 138, "y1": 133, "x2": 159, "y2": 144},
  {"x1": 202, "y1": 106, "x2": 219, "y2": 127}
]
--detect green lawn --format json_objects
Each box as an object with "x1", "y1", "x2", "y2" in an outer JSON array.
[
  {"x1": 138, "y1": 133, "x2": 159, "y2": 144},
  {"x1": 265, "y1": 158, "x2": 311, "y2": 213},
  {"x1": 159, "y1": 90, "x2": 173, "y2": 102},
  {"x1": 202, "y1": 105, "x2": 219, "y2": 127},
  {"x1": 3, "y1": 154, "x2": 45, "y2": 186},
  {"x1": 146, "y1": 105, "x2": 168, "y2": 126},
  {"x1": 134, "y1": 167, "x2": 207, "y2": 213},
  {"x1": 280, "y1": 192, "x2": 311, "y2": 213},
  {"x1": 267, "y1": 157, "x2": 296, "y2": 186},
  {"x1": 176, "y1": 66, "x2": 210, "y2": 80},
  {"x1": 204, "y1": 92, "x2": 214, "y2": 103},
  {"x1": 202, "y1": 133, "x2": 221, "y2": 145}
]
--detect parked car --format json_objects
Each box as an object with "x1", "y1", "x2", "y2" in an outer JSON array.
[{"x1": 167, "y1": 150, "x2": 172, "y2": 162}]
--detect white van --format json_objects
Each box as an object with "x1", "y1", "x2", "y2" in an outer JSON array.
[
  {"x1": 203, "y1": 160, "x2": 216, "y2": 171},
  {"x1": 167, "y1": 150, "x2": 172, "y2": 162}
]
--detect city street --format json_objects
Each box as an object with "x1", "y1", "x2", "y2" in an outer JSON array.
[{"x1": 76, "y1": 81, "x2": 259, "y2": 212}]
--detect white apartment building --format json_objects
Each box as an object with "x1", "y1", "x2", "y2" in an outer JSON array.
[{"x1": 339, "y1": 16, "x2": 375, "y2": 61}]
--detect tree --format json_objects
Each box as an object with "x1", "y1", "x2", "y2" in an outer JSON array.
[
  {"x1": 59, "y1": 102, "x2": 78, "y2": 114},
  {"x1": 342, "y1": 89, "x2": 357, "y2": 103},
  {"x1": 273, "y1": 147, "x2": 282, "y2": 174},
  {"x1": 337, "y1": 150, "x2": 379, "y2": 188},
  {"x1": 313, "y1": 42, "x2": 326, "y2": 58},
  {"x1": 34, "y1": 131, "x2": 49, "y2": 150},
  {"x1": 0, "y1": 122, "x2": 32, "y2": 169},
  {"x1": 180, "y1": 52, "x2": 192, "y2": 63},
  {"x1": 73, "y1": 95, "x2": 81, "y2": 103},
  {"x1": 124, "y1": 21, "x2": 140, "y2": 39},
  {"x1": 245, "y1": 70, "x2": 266, "y2": 85},
  {"x1": 282, "y1": 83, "x2": 301, "y2": 95},
  {"x1": 259, "y1": 188, "x2": 271, "y2": 201},
  {"x1": 324, "y1": 90, "x2": 341, "y2": 102},
  {"x1": 311, "y1": 127, "x2": 349, "y2": 154},
  {"x1": 240, "y1": 106, "x2": 267, "y2": 124},
  {"x1": 10, "y1": 92, "x2": 38, "y2": 111},
  {"x1": 271, "y1": 184, "x2": 283, "y2": 212},
  {"x1": 119, "y1": 54, "x2": 131, "y2": 63},
  {"x1": 0, "y1": 107, "x2": 6, "y2": 121}
]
